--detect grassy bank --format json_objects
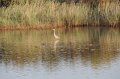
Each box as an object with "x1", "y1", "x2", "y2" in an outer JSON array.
[{"x1": 0, "y1": 0, "x2": 120, "y2": 29}]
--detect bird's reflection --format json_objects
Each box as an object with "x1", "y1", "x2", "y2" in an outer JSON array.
[{"x1": 54, "y1": 40, "x2": 59, "y2": 52}]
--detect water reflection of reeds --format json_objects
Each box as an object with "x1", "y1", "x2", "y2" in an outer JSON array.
[{"x1": 0, "y1": 27, "x2": 120, "y2": 69}]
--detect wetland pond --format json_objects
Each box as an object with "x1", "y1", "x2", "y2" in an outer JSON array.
[{"x1": 0, "y1": 27, "x2": 120, "y2": 79}]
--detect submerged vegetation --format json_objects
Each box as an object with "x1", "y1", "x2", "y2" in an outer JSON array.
[{"x1": 0, "y1": 0, "x2": 120, "y2": 29}]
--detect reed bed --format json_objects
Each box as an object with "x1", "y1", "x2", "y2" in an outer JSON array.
[{"x1": 0, "y1": 0, "x2": 120, "y2": 29}]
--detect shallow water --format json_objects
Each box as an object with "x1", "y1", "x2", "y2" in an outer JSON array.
[{"x1": 0, "y1": 27, "x2": 120, "y2": 79}]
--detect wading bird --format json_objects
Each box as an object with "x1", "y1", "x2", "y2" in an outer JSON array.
[{"x1": 53, "y1": 29, "x2": 60, "y2": 39}]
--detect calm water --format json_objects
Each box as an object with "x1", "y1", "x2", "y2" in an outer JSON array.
[{"x1": 0, "y1": 27, "x2": 120, "y2": 79}]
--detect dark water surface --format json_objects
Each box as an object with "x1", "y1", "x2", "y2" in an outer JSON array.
[{"x1": 0, "y1": 27, "x2": 120, "y2": 79}]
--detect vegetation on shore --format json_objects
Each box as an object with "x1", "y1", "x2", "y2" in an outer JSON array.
[{"x1": 0, "y1": 0, "x2": 120, "y2": 29}]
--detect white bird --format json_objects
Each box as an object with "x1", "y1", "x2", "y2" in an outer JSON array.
[{"x1": 53, "y1": 29, "x2": 60, "y2": 39}]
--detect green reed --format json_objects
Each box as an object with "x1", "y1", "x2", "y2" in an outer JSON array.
[{"x1": 0, "y1": 0, "x2": 120, "y2": 29}]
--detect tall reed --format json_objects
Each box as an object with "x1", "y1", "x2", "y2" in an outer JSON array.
[{"x1": 0, "y1": 0, "x2": 119, "y2": 29}]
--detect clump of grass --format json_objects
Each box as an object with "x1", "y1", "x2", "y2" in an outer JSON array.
[{"x1": 99, "y1": 2, "x2": 120, "y2": 26}]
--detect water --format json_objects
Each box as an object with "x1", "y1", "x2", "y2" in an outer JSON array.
[{"x1": 0, "y1": 27, "x2": 120, "y2": 79}]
